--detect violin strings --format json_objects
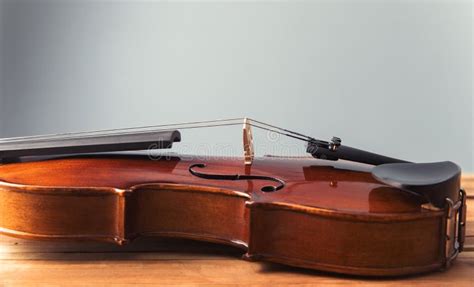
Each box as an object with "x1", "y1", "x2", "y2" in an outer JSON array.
[
  {"x1": 247, "y1": 123, "x2": 312, "y2": 143},
  {"x1": 0, "y1": 122, "x2": 246, "y2": 144},
  {"x1": 0, "y1": 118, "x2": 314, "y2": 145},
  {"x1": 248, "y1": 119, "x2": 313, "y2": 141},
  {"x1": 0, "y1": 118, "x2": 244, "y2": 142},
  {"x1": 1, "y1": 122, "x2": 313, "y2": 145}
]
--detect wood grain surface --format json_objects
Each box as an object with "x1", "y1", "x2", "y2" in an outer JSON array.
[{"x1": 0, "y1": 175, "x2": 473, "y2": 286}]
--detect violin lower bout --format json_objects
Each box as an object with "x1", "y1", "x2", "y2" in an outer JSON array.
[{"x1": 245, "y1": 202, "x2": 447, "y2": 276}]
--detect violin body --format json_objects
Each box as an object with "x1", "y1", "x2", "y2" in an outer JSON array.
[{"x1": 0, "y1": 154, "x2": 458, "y2": 276}]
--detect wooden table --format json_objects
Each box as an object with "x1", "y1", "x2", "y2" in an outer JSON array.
[{"x1": 1, "y1": 177, "x2": 473, "y2": 286}]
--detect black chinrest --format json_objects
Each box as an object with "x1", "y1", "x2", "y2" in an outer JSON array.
[{"x1": 372, "y1": 161, "x2": 461, "y2": 208}]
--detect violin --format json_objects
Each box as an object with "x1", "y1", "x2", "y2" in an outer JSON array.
[{"x1": 0, "y1": 118, "x2": 466, "y2": 276}]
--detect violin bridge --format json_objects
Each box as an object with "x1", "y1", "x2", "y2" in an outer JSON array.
[{"x1": 243, "y1": 118, "x2": 254, "y2": 165}]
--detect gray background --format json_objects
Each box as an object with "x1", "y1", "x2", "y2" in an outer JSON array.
[{"x1": 0, "y1": 0, "x2": 472, "y2": 171}]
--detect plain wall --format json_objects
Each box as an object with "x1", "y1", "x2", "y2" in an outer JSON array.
[{"x1": 0, "y1": 0, "x2": 472, "y2": 171}]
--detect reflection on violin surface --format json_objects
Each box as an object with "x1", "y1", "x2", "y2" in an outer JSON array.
[
  {"x1": 0, "y1": 155, "x2": 426, "y2": 215},
  {"x1": 368, "y1": 187, "x2": 423, "y2": 213},
  {"x1": 0, "y1": 154, "x2": 460, "y2": 276},
  {"x1": 249, "y1": 163, "x2": 425, "y2": 214}
]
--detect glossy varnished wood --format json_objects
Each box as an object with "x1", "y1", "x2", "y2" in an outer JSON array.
[
  {"x1": 0, "y1": 187, "x2": 472, "y2": 286},
  {"x1": 0, "y1": 154, "x2": 426, "y2": 213},
  {"x1": 0, "y1": 154, "x2": 463, "y2": 276}
]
